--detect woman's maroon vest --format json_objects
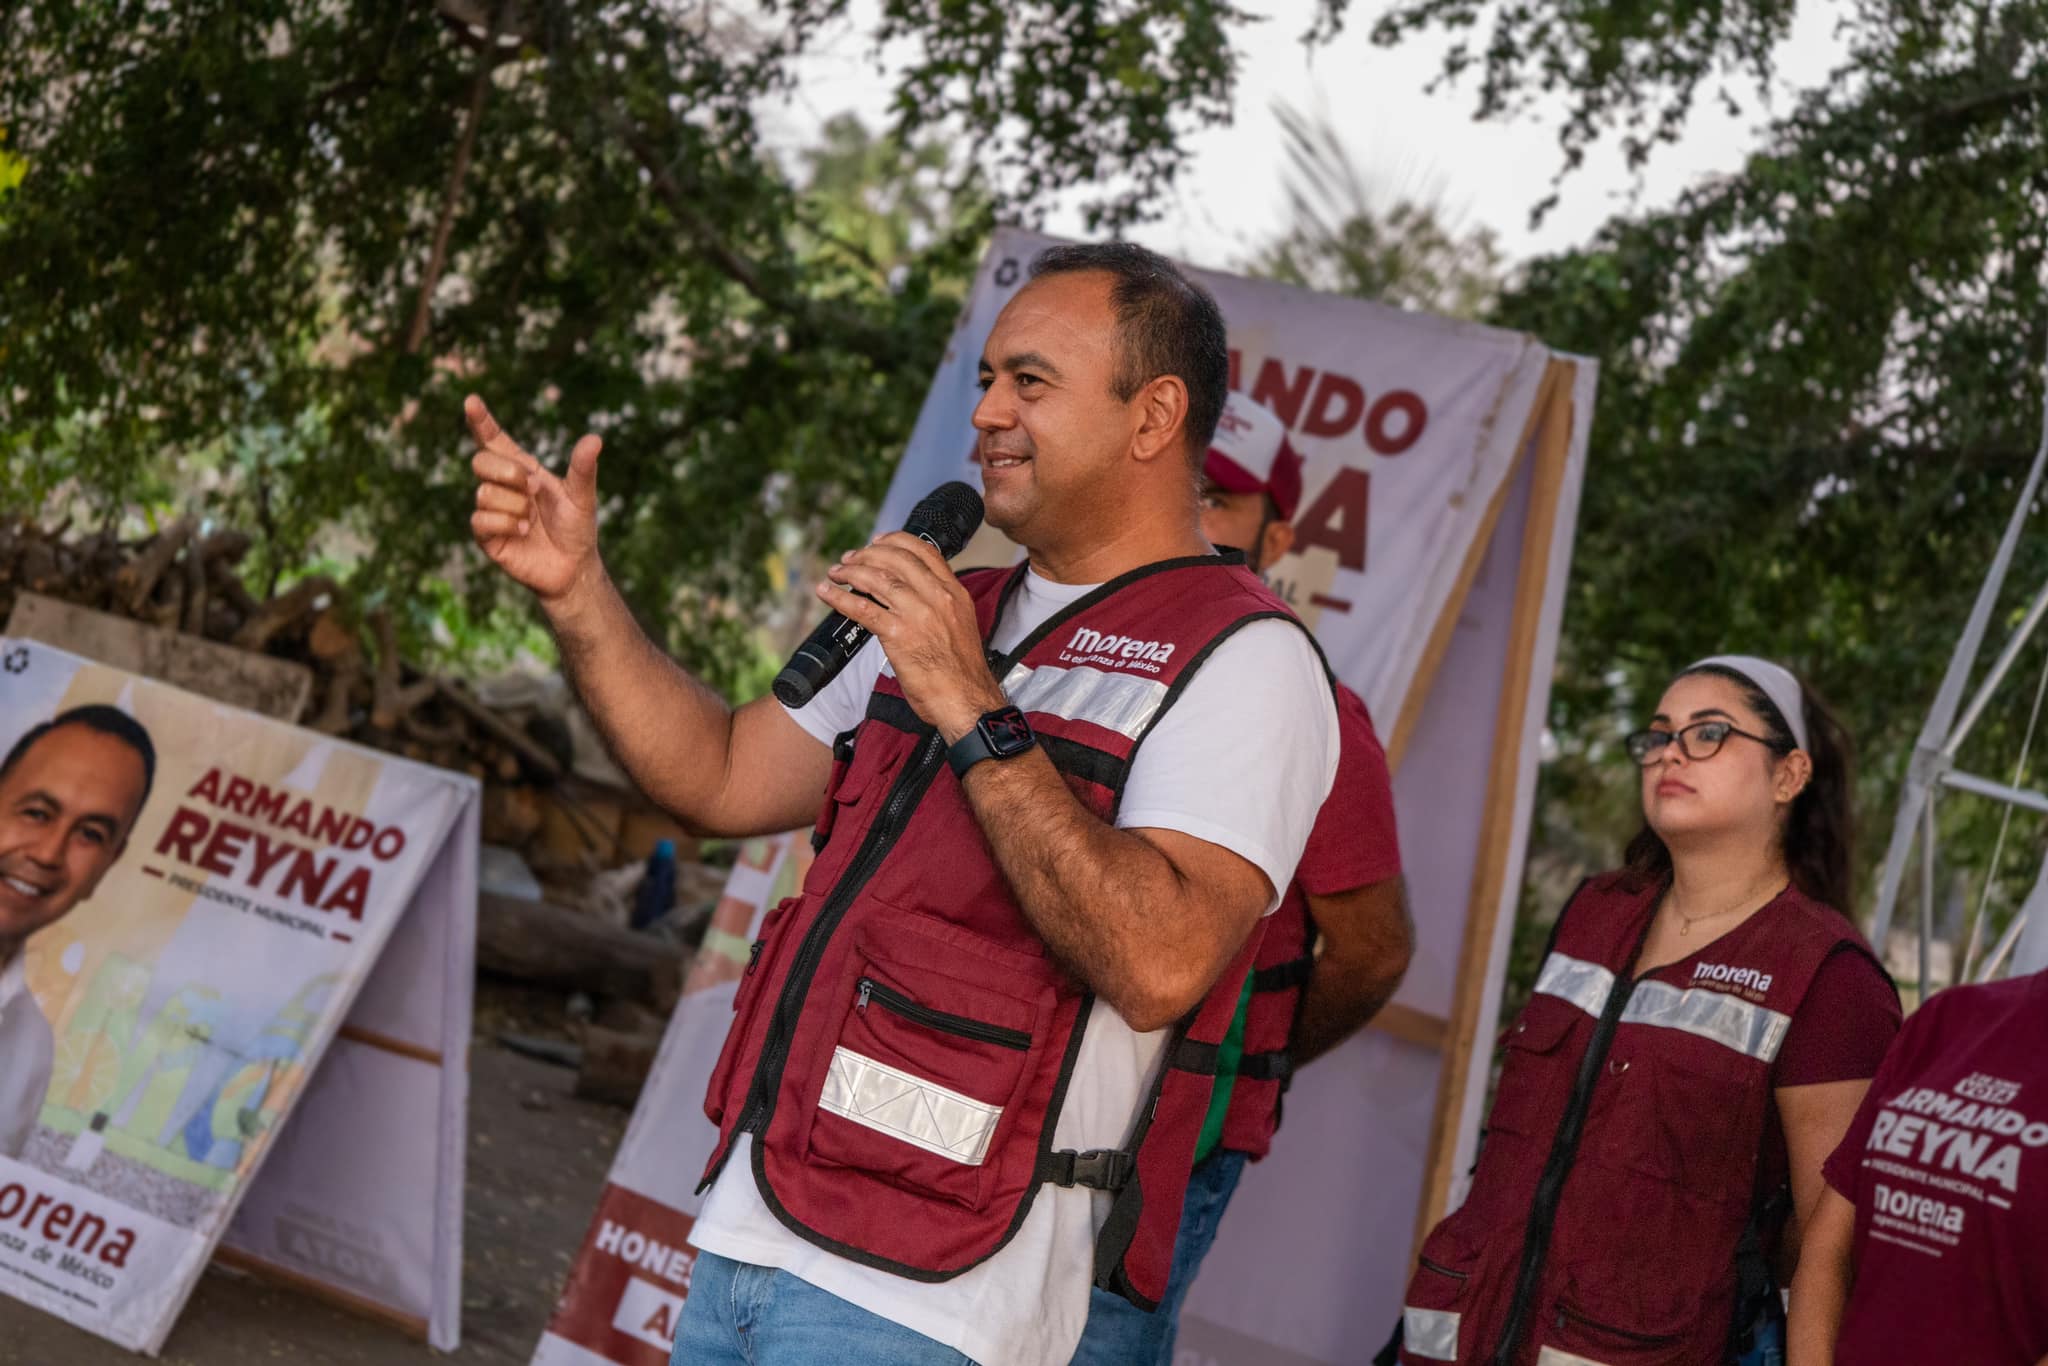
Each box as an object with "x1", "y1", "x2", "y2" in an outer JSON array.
[{"x1": 1400, "y1": 873, "x2": 1885, "y2": 1365}]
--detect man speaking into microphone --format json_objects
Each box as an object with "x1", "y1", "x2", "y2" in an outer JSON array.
[{"x1": 467, "y1": 242, "x2": 1336, "y2": 1366}]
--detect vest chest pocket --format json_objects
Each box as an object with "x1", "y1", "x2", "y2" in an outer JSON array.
[
  {"x1": 1486, "y1": 1001, "x2": 1582, "y2": 1140},
  {"x1": 803, "y1": 923, "x2": 1054, "y2": 1212},
  {"x1": 1605, "y1": 1040, "x2": 1764, "y2": 1199},
  {"x1": 812, "y1": 725, "x2": 898, "y2": 854}
]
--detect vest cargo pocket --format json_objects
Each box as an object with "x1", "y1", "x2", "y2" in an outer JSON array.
[
  {"x1": 1399, "y1": 1240, "x2": 1475, "y2": 1363},
  {"x1": 1543, "y1": 1292, "x2": 1695, "y2": 1366},
  {"x1": 804, "y1": 933, "x2": 1050, "y2": 1212},
  {"x1": 702, "y1": 894, "x2": 803, "y2": 1129}
]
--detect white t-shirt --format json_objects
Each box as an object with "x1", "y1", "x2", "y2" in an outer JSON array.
[
  {"x1": 0, "y1": 950, "x2": 54, "y2": 1160},
  {"x1": 689, "y1": 567, "x2": 1337, "y2": 1366}
]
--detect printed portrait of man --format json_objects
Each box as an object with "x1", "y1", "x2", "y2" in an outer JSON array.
[{"x1": 0, "y1": 704, "x2": 157, "y2": 1160}]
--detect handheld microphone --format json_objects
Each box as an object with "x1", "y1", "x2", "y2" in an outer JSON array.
[{"x1": 773, "y1": 481, "x2": 985, "y2": 708}]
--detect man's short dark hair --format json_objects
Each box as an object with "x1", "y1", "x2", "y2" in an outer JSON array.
[
  {"x1": 1029, "y1": 242, "x2": 1230, "y2": 464},
  {"x1": 0, "y1": 705, "x2": 158, "y2": 822}
]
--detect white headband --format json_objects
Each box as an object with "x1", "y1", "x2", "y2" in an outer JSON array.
[{"x1": 1689, "y1": 655, "x2": 1809, "y2": 753}]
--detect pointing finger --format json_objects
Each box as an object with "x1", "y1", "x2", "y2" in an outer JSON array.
[{"x1": 464, "y1": 395, "x2": 538, "y2": 470}]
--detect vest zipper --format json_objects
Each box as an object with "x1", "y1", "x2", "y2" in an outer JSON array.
[
  {"x1": 857, "y1": 977, "x2": 1031, "y2": 1050},
  {"x1": 731, "y1": 729, "x2": 947, "y2": 1142},
  {"x1": 1488, "y1": 959, "x2": 1644, "y2": 1366}
]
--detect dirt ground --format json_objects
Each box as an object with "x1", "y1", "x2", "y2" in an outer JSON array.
[{"x1": 4, "y1": 983, "x2": 636, "y2": 1366}]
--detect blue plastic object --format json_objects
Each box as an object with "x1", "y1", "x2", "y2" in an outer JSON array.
[{"x1": 632, "y1": 838, "x2": 678, "y2": 931}]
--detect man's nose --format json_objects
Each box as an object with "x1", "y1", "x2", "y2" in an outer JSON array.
[
  {"x1": 23, "y1": 824, "x2": 67, "y2": 867},
  {"x1": 971, "y1": 384, "x2": 1016, "y2": 432}
]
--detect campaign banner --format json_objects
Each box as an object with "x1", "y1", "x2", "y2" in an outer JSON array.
[
  {"x1": 533, "y1": 228, "x2": 1593, "y2": 1365},
  {"x1": 0, "y1": 639, "x2": 475, "y2": 1352},
  {"x1": 535, "y1": 836, "x2": 809, "y2": 1366}
]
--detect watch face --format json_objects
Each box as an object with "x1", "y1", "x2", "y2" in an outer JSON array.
[{"x1": 980, "y1": 706, "x2": 1035, "y2": 756}]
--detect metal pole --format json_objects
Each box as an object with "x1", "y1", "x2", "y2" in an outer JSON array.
[
  {"x1": 1919, "y1": 800, "x2": 1937, "y2": 999},
  {"x1": 1945, "y1": 576, "x2": 2048, "y2": 757},
  {"x1": 1870, "y1": 776, "x2": 1931, "y2": 946},
  {"x1": 1935, "y1": 768, "x2": 2048, "y2": 814},
  {"x1": 1977, "y1": 858, "x2": 2048, "y2": 983},
  {"x1": 1873, "y1": 329, "x2": 2048, "y2": 946}
]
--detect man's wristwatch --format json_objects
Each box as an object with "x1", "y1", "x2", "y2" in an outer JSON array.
[{"x1": 947, "y1": 704, "x2": 1036, "y2": 778}]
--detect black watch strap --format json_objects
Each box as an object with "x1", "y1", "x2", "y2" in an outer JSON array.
[{"x1": 947, "y1": 705, "x2": 1035, "y2": 778}]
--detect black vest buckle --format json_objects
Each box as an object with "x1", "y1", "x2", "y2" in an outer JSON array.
[{"x1": 1043, "y1": 1147, "x2": 1135, "y2": 1191}]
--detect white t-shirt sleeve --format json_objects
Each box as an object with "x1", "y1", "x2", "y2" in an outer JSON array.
[
  {"x1": 1115, "y1": 618, "x2": 1339, "y2": 911},
  {"x1": 778, "y1": 634, "x2": 887, "y2": 746}
]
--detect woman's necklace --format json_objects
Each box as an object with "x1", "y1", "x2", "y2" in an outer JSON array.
[
  {"x1": 1667, "y1": 878, "x2": 1784, "y2": 937},
  {"x1": 1671, "y1": 902, "x2": 1746, "y2": 937}
]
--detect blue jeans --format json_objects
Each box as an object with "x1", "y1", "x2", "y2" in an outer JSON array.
[
  {"x1": 1737, "y1": 1315, "x2": 1785, "y2": 1366},
  {"x1": 671, "y1": 1251, "x2": 977, "y2": 1365},
  {"x1": 1068, "y1": 1149, "x2": 1249, "y2": 1366}
]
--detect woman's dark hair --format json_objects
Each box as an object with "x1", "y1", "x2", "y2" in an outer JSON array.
[{"x1": 1623, "y1": 663, "x2": 1856, "y2": 913}]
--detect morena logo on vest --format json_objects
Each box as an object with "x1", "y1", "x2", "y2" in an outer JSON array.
[
  {"x1": 1061, "y1": 627, "x2": 1177, "y2": 673},
  {"x1": 1691, "y1": 961, "x2": 1775, "y2": 995}
]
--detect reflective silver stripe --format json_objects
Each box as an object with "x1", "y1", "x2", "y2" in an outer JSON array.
[
  {"x1": 1401, "y1": 1306, "x2": 1461, "y2": 1360},
  {"x1": 817, "y1": 1046, "x2": 1002, "y2": 1165},
  {"x1": 1001, "y1": 662, "x2": 1169, "y2": 742},
  {"x1": 1533, "y1": 952, "x2": 1615, "y2": 1019},
  {"x1": 1620, "y1": 979, "x2": 1792, "y2": 1063},
  {"x1": 1536, "y1": 1349, "x2": 1615, "y2": 1366}
]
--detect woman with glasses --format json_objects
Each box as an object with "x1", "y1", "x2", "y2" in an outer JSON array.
[{"x1": 1394, "y1": 657, "x2": 1899, "y2": 1366}]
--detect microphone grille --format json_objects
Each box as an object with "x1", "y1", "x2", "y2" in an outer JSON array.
[{"x1": 906, "y1": 480, "x2": 986, "y2": 558}]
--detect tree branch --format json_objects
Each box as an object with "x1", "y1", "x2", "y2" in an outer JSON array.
[{"x1": 407, "y1": 0, "x2": 508, "y2": 355}]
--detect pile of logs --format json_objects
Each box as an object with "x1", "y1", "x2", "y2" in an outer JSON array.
[{"x1": 0, "y1": 515, "x2": 563, "y2": 785}]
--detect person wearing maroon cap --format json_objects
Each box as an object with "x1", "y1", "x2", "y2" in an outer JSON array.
[
  {"x1": 1787, "y1": 967, "x2": 2048, "y2": 1365},
  {"x1": 1200, "y1": 388, "x2": 1306, "y2": 575},
  {"x1": 1070, "y1": 392, "x2": 1413, "y2": 1365}
]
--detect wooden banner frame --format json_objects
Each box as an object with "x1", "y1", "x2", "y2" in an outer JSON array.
[{"x1": 1406, "y1": 358, "x2": 1582, "y2": 1249}]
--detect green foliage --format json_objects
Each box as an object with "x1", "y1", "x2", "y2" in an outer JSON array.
[
  {"x1": 0, "y1": 0, "x2": 1290, "y2": 690},
  {"x1": 1380, "y1": 1, "x2": 2048, "y2": 954},
  {"x1": 1366, "y1": 0, "x2": 1801, "y2": 216},
  {"x1": 1248, "y1": 104, "x2": 1502, "y2": 318}
]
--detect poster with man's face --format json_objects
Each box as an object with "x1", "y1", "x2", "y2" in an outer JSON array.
[
  {"x1": 0, "y1": 695, "x2": 157, "y2": 1169},
  {"x1": 0, "y1": 639, "x2": 467, "y2": 1351}
]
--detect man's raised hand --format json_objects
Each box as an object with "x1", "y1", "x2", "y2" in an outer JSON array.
[{"x1": 466, "y1": 394, "x2": 603, "y2": 604}]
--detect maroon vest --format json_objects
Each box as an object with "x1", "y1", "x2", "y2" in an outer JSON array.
[
  {"x1": 1218, "y1": 881, "x2": 1314, "y2": 1158},
  {"x1": 1400, "y1": 873, "x2": 1886, "y2": 1366},
  {"x1": 699, "y1": 554, "x2": 1319, "y2": 1308}
]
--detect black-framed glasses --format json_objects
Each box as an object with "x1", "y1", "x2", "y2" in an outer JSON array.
[{"x1": 1624, "y1": 720, "x2": 1784, "y2": 767}]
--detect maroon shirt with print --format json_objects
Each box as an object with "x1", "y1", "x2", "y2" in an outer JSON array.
[{"x1": 1823, "y1": 970, "x2": 2048, "y2": 1366}]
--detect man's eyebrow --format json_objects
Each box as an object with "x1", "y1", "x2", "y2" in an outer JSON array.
[{"x1": 984, "y1": 350, "x2": 1064, "y2": 380}]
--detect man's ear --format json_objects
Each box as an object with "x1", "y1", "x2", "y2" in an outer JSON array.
[
  {"x1": 1129, "y1": 375, "x2": 1191, "y2": 466},
  {"x1": 1260, "y1": 518, "x2": 1296, "y2": 570}
]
